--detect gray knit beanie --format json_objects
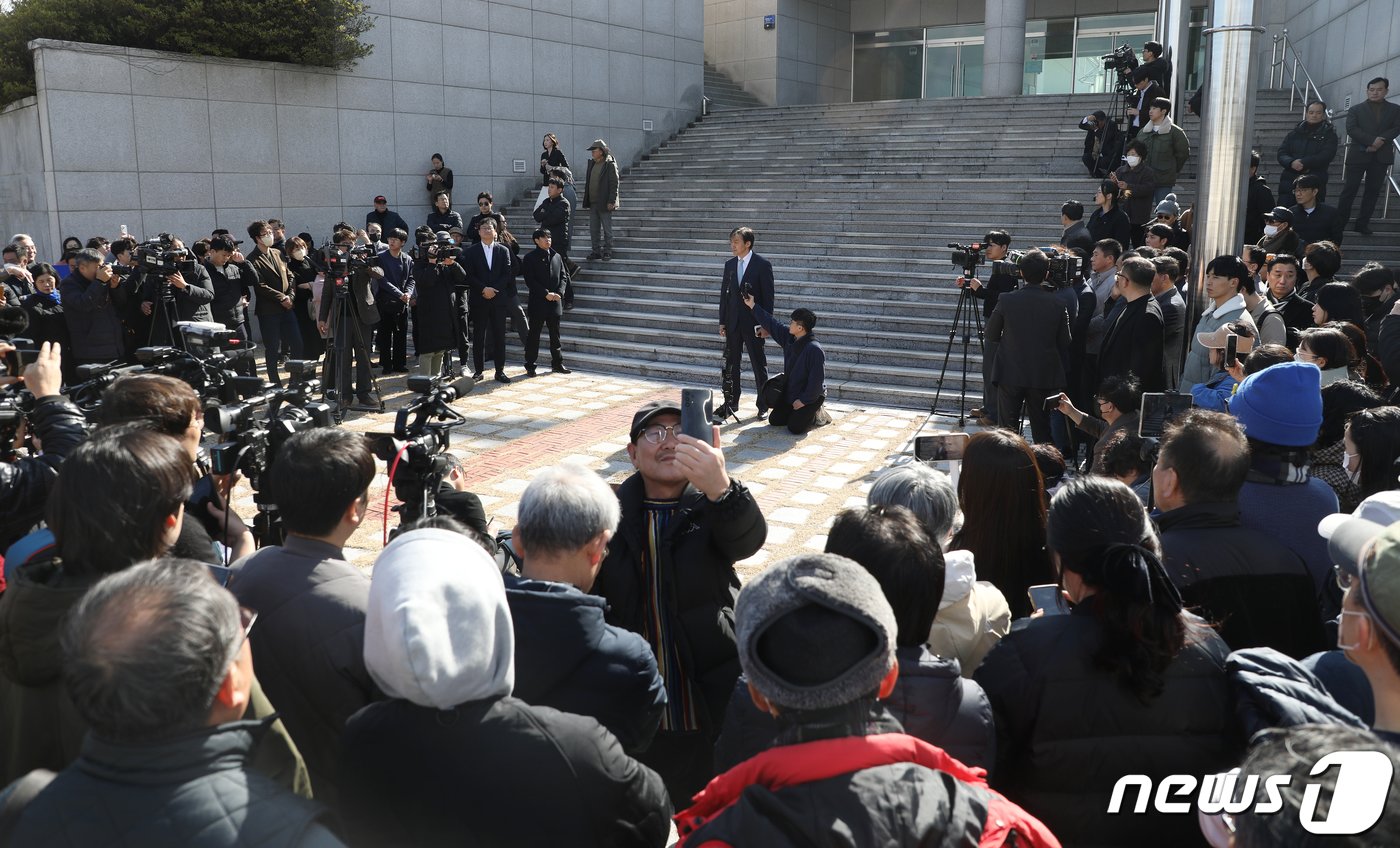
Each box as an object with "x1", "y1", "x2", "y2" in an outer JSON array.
[{"x1": 736, "y1": 553, "x2": 897, "y2": 712}]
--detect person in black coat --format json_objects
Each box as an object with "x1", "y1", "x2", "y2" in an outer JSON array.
[
  {"x1": 1139, "y1": 41, "x2": 1171, "y2": 91},
  {"x1": 466, "y1": 193, "x2": 508, "y2": 247},
  {"x1": 1087, "y1": 179, "x2": 1133, "y2": 249},
  {"x1": 1276, "y1": 101, "x2": 1340, "y2": 199},
  {"x1": 593, "y1": 399, "x2": 767, "y2": 803},
  {"x1": 138, "y1": 241, "x2": 216, "y2": 347},
  {"x1": 533, "y1": 177, "x2": 573, "y2": 259},
  {"x1": 539, "y1": 132, "x2": 568, "y2": 185},
  {"x1": 715, "y1": 227, "x2": 775, "y2": 421},
  {"x1": 202, "y1": 236, "x2": 255, "y2": 339},
  {"x1": 1337, "y1": 77, "x2": 1400, "y2": 234},
  {"x1": 1124, "y1": 70, "x2": 1165, "y2": 138},
  {"x1": 975, "y1": 477, "x2": 1241, "y2": 848},
  {"x1": 1079, "y1": 110, "x2": 1121, "y2": 177},
  {"x1": 425, "y1": 190, "x2": 464, "y2": 235},
  {"x1": 411, "y1": 234, "x2": 466, "y2": 378},
  {"x1": 1288, "y1": 173, "x2": 1345, "y2": 247},
  {"x1": 340, "y1": 529, "x2": 672, "y2": 848},
  {"x1": 521, "y1": 229, "x2": 571, "y2": 376},
  {"x1": 1152, "y1": 409, "x2": 1328, "y2": 659},
  {"x1": 984, "y1": 251, "x2": 1071, "y2": 444},
  {"x1": 1060, "y1": 200, "x2": 1094, "y2": 256},
  {"x1": 1265, "y1": 253, "x2": 1314, "y2": 345},
  {"x1": 1098, "y1": 255, "x2": 1167, "y2": 392},
  {"x1": 61, "y1": 249, "x2": 132, "y2": 365},
  {"x1": 506, "y1": 462, "x2": 666, "y2": 754},
  {"x1": 748, "y1": 299, "x2": 830, "y2": 434},
  {"x1": 714, "y1": 505, "x2": 995, "y2": 774},
  {"x1": 424, "y1": 153, "x2": 452, "y2": 206},
  {"x1": 463, "y1": 218, "x2": 524, "y2": 382},
  {"x1": 17, "y1": 264, "x2": 72, "y2": 383},
  {"x1": 1244, "y1": 151, "x2": 1277, "y2": 245}
]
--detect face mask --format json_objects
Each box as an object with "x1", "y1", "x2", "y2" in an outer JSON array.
[
  {"x1": 1294, "y1": 351, "x2": 1307, "y2": 363},
  {"x1": 1263, "y1": 225, "x2": 1279, "y2": 237},
  {"x1": 291, "y1": 249, "x2": 307, "y2": 261},
  {"x1": 260, "y1": 233, "x2": 274, "y2": 247},
  {"x1": 1124, "y1": 155, "x2": 1141, "y2": 167},
  {"x1": 1343, "y1": 450, "x2": 1362, "y2": 485},
  {"x1": 1338, "y1": 609, "x2": 1370, "y2": 653}
]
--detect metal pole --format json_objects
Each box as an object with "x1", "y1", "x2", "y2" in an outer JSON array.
[
  {"x1": 1187, "y1": 0, "x2": 1264, "y2": 334},
  {"x1": 1270, "y1": 34, "x2": 1279, "y2": 88},
  {"x1": 1157, "y1": 0, "x2": 1190, "y2": 119}
]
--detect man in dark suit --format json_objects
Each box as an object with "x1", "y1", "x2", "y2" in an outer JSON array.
[
  {"x1": 1338, "y1": 77, "x2": 1400, "y2": 235},
  {"x1": 715, "y1": 226, "x2": 775, "y2": 421},
  {"x1": 1125, "y1": 69, "x2": 1165, "y2": 138},
  {"x1": 1151, "y1": 255, "x2": 1187, "y2": 390},
  {"x1": 1099, "y1": 255, "x2": 1167, "y2": 392},
  {"x1": 465, "y1": 217, "x2": 524, "y2": 382},
  {"x1": 1288, "y1": 173, "x2": 1345, "y2": 247},
  {"x1": 318, "y1": 231, "x2": 381, "y2": 407},
  {"x1": 522, "y1": 227, "x2": 571, "y2": 376},
  {"x1": 985, "y1": 250, "x2": 1070, "y2": 444}
]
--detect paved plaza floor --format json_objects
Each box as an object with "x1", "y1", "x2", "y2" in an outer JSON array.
[{"x1": 231, "y1": 366, "x2": 956, "y2": 577}]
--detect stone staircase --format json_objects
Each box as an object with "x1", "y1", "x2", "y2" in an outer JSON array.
[
  {"x1": 494, "y1": 88, "x2": 1397, "y2": 411},
  {"x1": 703, "y1": 62, "x2": 765, "y2": 111}
]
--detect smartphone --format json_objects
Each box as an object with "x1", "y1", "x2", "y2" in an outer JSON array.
[
  {"x1": 754, "y1": 324, "x2": 763, "y2": 338},
  {"x1": 680, "y1": 388, "x2": 713, "y2": 442},
  {"x1": 914, "y1": 432, "x2": 970, "y2": 462},
  {"x1": 1138, "y1": 392, "x2": 1194, "y2": 438},
  {"x1": 1043, "y1": 394, "x2": 1062, "y2": 412},
  {"x1": 1028, "y1": 584, "x2": 1069, "y2": 615},
  {"x1": 120, "y1": 224, "x2": 128, "y2": 237},
  {"x1": 1224, "y1": 333, "x2": 1238, "y2": 369}
]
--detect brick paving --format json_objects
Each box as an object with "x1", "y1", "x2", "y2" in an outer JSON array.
[{"x1": 233, "y1": 366, "x2": 953, "y2": 579}]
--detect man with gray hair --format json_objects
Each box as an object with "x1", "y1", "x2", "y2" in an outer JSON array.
[
  {"x1": 0, "y1": 558, "x2": 342, "y2": 846},
  {"x1": 60, "y1": 247, "x2": 133, "y2": 365},
  {"x1": 506, "y1": 463, "x2": 666, "y2": 753},
  {"x1": 868, "y1": 464, "x2": 1010, "y2": 677}
]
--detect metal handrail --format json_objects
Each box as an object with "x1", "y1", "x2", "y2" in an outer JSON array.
[{"x1": 1272, "y1": 28, "x2": 1397, "y2": 220}]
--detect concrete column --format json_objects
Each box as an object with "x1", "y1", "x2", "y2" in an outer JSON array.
[
  {"x1": 1156, "y1": 0, "x2": 1191, "y2": 112},
  {"x1": 1187, "y1": 0, "x2": 1264, "y2": 328},
  {"x1": 983, "y1": 0, "x2": 1027, "y2": 97}
]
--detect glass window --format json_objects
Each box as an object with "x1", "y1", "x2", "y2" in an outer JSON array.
[
  {"x1": 924, "y1": 24, "x2": 985, "y2": 99},
  {"x1": 1025, "y1": 19, "x2": 1076, "y2": 94},
  {"x1": 854, "y1": 29, "x2": 924, "y2": 101}
]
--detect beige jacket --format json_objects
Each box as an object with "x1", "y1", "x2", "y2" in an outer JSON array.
[{"x1": 927, "y1": 549, "x2": 1011, "y2": 678}]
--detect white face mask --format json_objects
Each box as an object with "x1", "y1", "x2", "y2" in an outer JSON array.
[
  {"x1": 1338, "y1": 609, "x2": 1370, "y2": 653},
  {"x1": 1263, "y1": 224, "x2": 1279, "y2": 237},
  {"x1": 1343, "y1": 450, "x2": 1362, "y2": 485},
  {"x1": 291, "y1": 249, "x2": 307, "y2": 261},
  {"x1": 260, "y1": 233, "x2": 274, "y2": 247},
  {"x1": 1124, "y1": 155, "x2": 1141, "y2": 167}
]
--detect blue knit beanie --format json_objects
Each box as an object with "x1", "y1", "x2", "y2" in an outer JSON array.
[{"x1": 1230, "y1": 362, "x2": 1323, "y2": 447}]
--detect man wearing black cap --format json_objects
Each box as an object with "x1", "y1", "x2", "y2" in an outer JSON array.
[
  {"x1": 593, "y1": 399, "x2": 766, "y2": 804},
  {"x1": 673, "y1": 553, "x2": 1057, "y2": 847},
  {"x1": 1257, "y1": 206, "x2": 1302, "y2": 257},
  {"x1": 365, "y1": 195, "x2": 408, "y2": 237},
  {"x1": 582, "y1": 139, "x2": 619, "y2": 261}
]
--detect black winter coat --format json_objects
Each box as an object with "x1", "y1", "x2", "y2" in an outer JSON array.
[
  {"x1": 1157, "y1": 502, "x2": 1328, "y2": 659},
  {"x1": 230, "y1": 537, "x2": 381, "y2": 807},
  {"x1": 1276, "y1": 119, "x2": 1340, "y2": 195},
  {"x1": 17, "y1": 293, "x2": 70, "y2": 358},
  {"x1": 8, "y1": 720, "x2": 340, "y2": 848},
  {"x1": 533, "y1": 195, "x2": 571, "y2": 253},
  {"x1": 1087, "y1": 205, "x2": 1133, "y2": 249},
  {"x1": 0, "y1": 398, "x2": 85, "y2": 552},
  {"x1": 713, "y1": 646, "x2": 995, "y2": 774},
  {"x1": 1098, "y1": 293, "x2": 1167, "y2": 391},
  {"x1": 140, "y1": 260, "x2": 216, "y2": 334},
  {"x1": 425, "y1": 210, "x2": 463, "y2": 234},
  {"x1": 1244, "y1": 175, "x2": 1276, "y2": 245},
  {"x1": 975, "y1": 603, "x2": 1240, "y2": 848},
  {"x1": 1227, "y1": 647, "x2": 1367, "y2": 740},
  {"x1": 505, "y1": 575, "x2": 666, "y2": 754},
  {"x1": 411, "y1": 260, "x2": 464, "y2": 353},
  {"x1": 594, "y1": 476, "x2": 766, "y2": 735},
  {"x1": 521, "y1": 248, "x2": 567, "y2": 318},
  {"x1": 339, "y1": 695, "x2": 671, "y2": 847},
  {"x1": 59, "y1": 273, "x2": 130, "y2": 361},
  {"x1": 205, "y1": 258, "x2": 256, "y2": 330}
]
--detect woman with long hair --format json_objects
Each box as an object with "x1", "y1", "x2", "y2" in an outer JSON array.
[
  {"x1": 1345, "y1": 406, "x2": 1400, "y2": 504},
  {"x1": 1087, "y1": 178, "x2": 1133, "y2": 248},
  {"x1": 952, "y1": 429, "x2": 1053, "y2": 618},
  {"x1": 975, "y1": 476, "x2": 1238, "y2": 847},
  {"x1": 539, "y1": 132, "x2": 568, "y2": 185}
]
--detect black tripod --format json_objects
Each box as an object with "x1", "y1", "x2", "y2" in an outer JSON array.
[
  {"x1": 929, "y1": 277, "x2": 986, "y2": 426},
  {"x1": 147, "y1": 279, "x2": 185, "y2": 350},
  {"x1": 322, "y1": 278, "x2": 384, "y2": 422}
]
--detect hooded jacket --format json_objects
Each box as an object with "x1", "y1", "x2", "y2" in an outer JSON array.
[
  {"x1": 340, "y1": 530, "x2": 671, "y2": 847},
  {"x1": 1181, "y1": 294, "x2": 1254, "y2": 390},
  {"x1": 927, "y1": 550, "x2": 1011, "y2": 678},
  {"x1": 1227, "y1": 647, "x2": 1367, "y2": 739},
  {"x1": 505, "y1": 574, "x2": 666, "y2": 753}
]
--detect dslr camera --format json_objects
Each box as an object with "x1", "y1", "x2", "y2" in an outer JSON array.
[{"x1": 948, "y1": 243, "x2": 985, "y2": 278}]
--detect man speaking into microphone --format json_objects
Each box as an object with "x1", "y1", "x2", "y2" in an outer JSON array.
[{"x1": 715, "y1": 227, "x2": 774, "y2": 422}]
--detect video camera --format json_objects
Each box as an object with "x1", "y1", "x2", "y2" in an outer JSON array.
[
  {"x1": 133, "y1": 233, "x2": 189, "y2": 277},
  {"x1": 324, "y1": 241, "x2": 376, "y2": 279},
  {"x1": 949, "y1": 243, "x2": 985, "y2": 278},
  {"x1": 991, "y1": 247, "x2": 1081, "y2": 289},
  {"x1": 367, "y1": 373, "x2": 475, "y2": 528},
  {"x1": 413, "y1": 234, "x2": 462, "y2": 264},
  {"x1": 0, "y1": 382, "x2": 37, "y2": 461},
  {"x1": 1101, "y1": 43, "x2": 1139, "y2": 73}
]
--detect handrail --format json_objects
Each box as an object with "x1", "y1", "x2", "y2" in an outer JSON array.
[{"x1": 1273, "y1": 28, "x2": 1397, "y2": 221}]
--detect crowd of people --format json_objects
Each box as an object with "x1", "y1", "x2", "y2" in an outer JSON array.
[{"x1": 2, "y1": 62, "x2": 1400, "y2": 846}]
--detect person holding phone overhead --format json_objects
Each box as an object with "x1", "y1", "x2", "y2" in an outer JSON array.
[
  {"x1": 744, "y1": 292, "x2": 831, "y2": 434},
  {"x1": 715, "y1": 227, "x2": 774, "y2": 422}
]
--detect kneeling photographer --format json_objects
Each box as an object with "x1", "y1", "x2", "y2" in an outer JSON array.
[
  {"x1": 0, "y1": 341, "x2": 86, "y2": 556},
  {"x1": 954, "y1": 231, "x2": 1017, "y2": 424},
  {"x1": 984, "y1": 250, "x2": 1071, "y2": 444},
  {"x1": 742, "y1": 294, "x2": 830, "y2": 434}
]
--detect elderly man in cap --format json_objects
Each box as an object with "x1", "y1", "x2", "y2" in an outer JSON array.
[
  {"x1": 1256, "y1": 205, "x2": 1302, "y2": 257},
  {"x1": 593, "y1": 399, "x2": 766, "y2": 803},
  {"x1": 582, "y1": 139, "x2": 620, "y2": 260},
  {"x1": 365, "y1": 195, "x2": 407, "y2": 237},
  {"x1": 673, "y1": 553, "x2": 1058, "y2": 847}
]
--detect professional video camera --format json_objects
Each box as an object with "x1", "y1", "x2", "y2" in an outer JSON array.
[
  {"x1": 1101, "y1": 43, "x2": 1139, "y2": 74},
  {"x1": 0, "y1": 383, "x2": 36, "y2": 461},
  {"x1": 368, "y1": 373, "x2": 475, "y2": 530},
  {"x1": 948, "y1": 243, "x2": 985, "y2": 278},
  {"x1": 205, "y1": 360, "x2": 334, "y2": 545},
  {"x1": 412, "y1": 233, "x2": 462, "y2": 263},
  {"x1": 991, "y1": 247, "x2": 1081, "y2": 288},
  {"x1": 133, "y1": 233, "x2": 189, "y2": 278},
  {"x1": 324, "y1": 241, "x2": 376, "y2": 279}
]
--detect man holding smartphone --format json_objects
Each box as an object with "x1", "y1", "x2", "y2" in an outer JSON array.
[{"x1": 716, "y1": 227, "x2": 774, "y2": 422}]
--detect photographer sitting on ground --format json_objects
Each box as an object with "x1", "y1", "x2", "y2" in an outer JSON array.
[
  {"x1": 1056, "y1": 373, "x2": 1143, "y2": 472},
  {"x1": 744, "y1": 293, "x2": 831, "y2": 434}
]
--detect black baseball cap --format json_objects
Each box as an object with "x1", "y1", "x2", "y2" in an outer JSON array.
[{"x1": 630, "y1": 400, "x2": 682, "y2": 441}]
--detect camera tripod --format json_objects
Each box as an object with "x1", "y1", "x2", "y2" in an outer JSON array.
[
  {"x1": 929, "y1": 278, "x2": 987, "y2": 426},
  {"x1": 146, "y1": 277, "x2": 186, "y2": 351},
  {"x1": 322, "y1": 278, "x2": 384, "y2": 423},
  {"x1": 1100, "y1": 76, "x2": 1138, "y2": 169}
]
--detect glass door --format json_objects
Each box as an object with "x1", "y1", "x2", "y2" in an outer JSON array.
[
  {"x1": 853, "y1": 29, "x2": 926, "y2": 102},
  {"x1": 1073, "y1": 13, "x2": 1157, "y2": 94},
  {"x1": 924, "y1": 25, "x2": 985, "y2": 99}
]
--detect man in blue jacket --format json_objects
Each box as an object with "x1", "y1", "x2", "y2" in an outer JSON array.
[{"x1": 744, "y1": 293, "x2": 830, "y2": 434}]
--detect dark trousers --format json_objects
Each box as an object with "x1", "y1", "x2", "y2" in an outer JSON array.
[
  {"x1": 525, "y1": 309, "x2": 562, "y2": 368},
  {"x1": 721, "y1": 328, "x2": 769, "y2": 412},
  {"x1": 997, "y1": 384, "x2": 1056, "y2": 444},
  {"x1": 376, "y1": 308, "x2": 408, "y2": 370},
  {"x1": 472, "y1": 304, "x2": 526, "y2": 374},
  {"x1": 452, "y1": 290, "x2": 472, "y2": 368},
  {"x1": 1338, "y1": 156, "x2": 1391, "y2": 226},
  {"x1": 769, "y1": 396, "x2": 828, "y2": 434},
  {"x1": 257, "y1": 310, "x2": 304, "y2": 385}
]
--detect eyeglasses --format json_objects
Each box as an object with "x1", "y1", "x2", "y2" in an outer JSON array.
[
  {"x1": 478, "y1": 201, "x2": 491, "y2": 207},
  {"x1": 1336, "y1": 564, "x2": 1356, "y2": 591},
  {"x1": 640, "y1": 424, "x2": 680, "y2": 445},
  {"x1": 237, "y1": 605, "x2": 258, "y2": 646}
]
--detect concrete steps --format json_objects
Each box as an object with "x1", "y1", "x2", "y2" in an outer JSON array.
[{"x1": 704, "y1": 62, "x2": 765, "y2": 111}]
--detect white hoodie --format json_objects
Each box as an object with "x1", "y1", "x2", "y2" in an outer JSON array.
[
  {"x1": 928, "y1": 549, "x2": 1012, "y2": 678},
  {"x1": 363, "y1": 528, "x2": 515, "y2": 710}
]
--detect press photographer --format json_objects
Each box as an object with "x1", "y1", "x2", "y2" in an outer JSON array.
[
  {"x1": 0, "y1": 341, "x2": 86, "y2": 555},
  {"x1": 136, "y1": 235, "x2": 215, "y2": 346},
  {"x1": 983, "y1": 250, "x2": 1070, "y2": 443},
  {"x1": 317, "y1": 230, "x2": 381, "y2": 408},
  {"x1": 59, "y1": 248, "x2": 134, "y2": 367},
  {"x1": 411, "y1": 231, "x2": 465, "y2": 379},
  {"x1": 203, "y1": 235, "x2": 257, "y2": 342},
  {"x1": 954, "y1": 231, "x2": 1017, "y2": 424}
]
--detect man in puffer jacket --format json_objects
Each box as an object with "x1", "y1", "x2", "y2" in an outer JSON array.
[
  {"x1": 676, "y1": 553, "x2": 1057, "y2": 848},
  {"x1": 714, "y1": 507, "x2": 996, "y2": 778}
]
